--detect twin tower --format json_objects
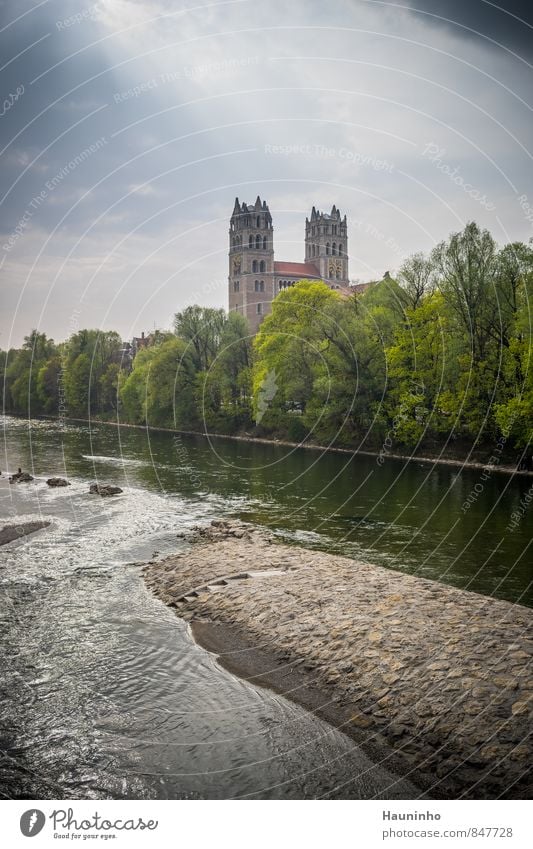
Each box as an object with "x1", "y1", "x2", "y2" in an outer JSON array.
[{"x1": 228, "y1": 196, "x2": 350, "y2": 333}]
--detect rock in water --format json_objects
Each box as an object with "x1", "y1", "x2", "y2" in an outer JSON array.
[
  {"x1": 9, "y1": 468, "x2": 34, "y2": 483},
  {"x1": 47, "y1": 477, "x2": 70, "y2": 487},
  {"x1": 0, "y1": 520, "x2": 50, "y2": 545},
  {"x1": 89, "y1": 483, "x2": 123, "y2": 496}
]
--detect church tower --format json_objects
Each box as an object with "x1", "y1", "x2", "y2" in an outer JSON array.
[
  {"x1": 305, "y1": 205, "x2": 349, "y2": 286},
  {"x1": 228, "y1": 197, "x2": 351, "y2": 333},
  {"x1": 228, "y1": 196, "x2": 275, "y2": 333}
]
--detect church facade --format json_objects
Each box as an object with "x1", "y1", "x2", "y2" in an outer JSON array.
[{"x1": 228, "y1": 196, "x2": 350, "y2": 333}]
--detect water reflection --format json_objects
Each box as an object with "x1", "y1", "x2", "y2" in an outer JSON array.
[
  {"x1": 1, "y1": 417, "x2": 421, "y2": 800},
  {"x1": 3, "y1": 416, "x2": 532, "y2": 605}
]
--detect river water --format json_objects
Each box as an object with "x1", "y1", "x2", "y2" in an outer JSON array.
[{"x1": 1, "y1": 416, "x2": 531, "y2": 800}]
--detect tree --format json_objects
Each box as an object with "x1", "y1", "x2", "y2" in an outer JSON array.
[
  {"x1": 65, "y1": 352, "x2": 92, "y2": 414},
  {"x1": 202, "y1": 311, "x2": 253, "y2": 430},
  {"x1": 253, "y1": 281, "x2": 341, "y2": 429},
  {"x1": 64, "y1": 330, "x2": 123, "y2": 415},
  {"x1": 6, "y1": 331, "x2": 56, "y2": 415},
  {"x1": 174, "y1": 306, "x2": 226, "y2": 372},
  {"x1": 37, "y1": 355, "x2": 63, "y2": 413},
  {"x1": 493, "y1": 262, "x2": 533, "y2": 448},
  {"x1": 99, "y1": 363, "x2": 121, "y2": 413},
  {"x1": 432, "y1": 222, "x2": 496, "y2": 364},
  {"x1": 119, "y1": 338, "x2": 198, "y2": 428},
  {"x1": 398, "y1": 252, "x2": 436, "y2": 309},
  {"x1": 302, "y1": 285, "x2": 400, "y2": 445},
  {"x1": 385, "y1": 292, "x2": 458, "y2": 444}
]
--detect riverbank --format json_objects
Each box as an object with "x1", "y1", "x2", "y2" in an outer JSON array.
[
  {"x1": 0, "y1": 520, "x2": 50, "y2": 546},
  {"x1": 38, "y1": 414, "x2": 533, "y2": 478},
  {"x1": 143, "y1": 521, "x2": 533, "y2": 800}
]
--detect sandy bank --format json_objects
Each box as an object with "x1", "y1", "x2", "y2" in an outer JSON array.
[{"x1": 143, "y1": 521, "x2": 533, "y2": 800}]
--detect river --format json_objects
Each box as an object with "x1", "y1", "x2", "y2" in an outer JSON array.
[{"x1": 1, "y1": 416, "x2": 531, "y2": 800}]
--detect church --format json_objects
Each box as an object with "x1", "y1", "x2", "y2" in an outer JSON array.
[{"x1": 228, "y1": 196, "x2": 350, "y2": 333}]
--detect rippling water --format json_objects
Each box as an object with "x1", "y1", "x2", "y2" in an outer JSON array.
[{"x1": 1, "y1": 417, "x2": 420, "y2": 800}]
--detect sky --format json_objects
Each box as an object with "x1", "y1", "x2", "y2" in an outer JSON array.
[{"x1": 1, "y1": 0, "x2": 532, "y2": 346}]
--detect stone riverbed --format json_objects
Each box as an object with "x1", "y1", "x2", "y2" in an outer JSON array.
[{"x1": 143, "y1": 520, "x2": 533, "y2": 799}]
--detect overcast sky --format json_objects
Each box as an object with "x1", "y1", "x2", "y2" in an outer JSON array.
[{"x1": 1, "y1": 0, "x2": 532, "y2": 346}]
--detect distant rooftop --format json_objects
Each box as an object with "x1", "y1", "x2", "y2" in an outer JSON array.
[{"x1": 274, "y1": 261, "x2": 322, "y2": 277}]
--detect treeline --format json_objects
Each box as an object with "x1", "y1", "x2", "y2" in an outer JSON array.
[
  {"x1": 0, "y1": 312, "x2": 253, "y2": 432},
  {"x1": 1, "y1": 222, "x2": 532, "y2": 456}
]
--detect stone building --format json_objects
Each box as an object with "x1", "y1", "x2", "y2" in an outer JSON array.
[{"x1": 228, "y1": 196, "x2": 350, "y2": 333}]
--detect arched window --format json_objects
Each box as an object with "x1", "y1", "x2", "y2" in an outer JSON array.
[
  {"x1": 256, "y1": 303, "x2": 262, "y2": 314},
  {"x1": 260, "y1": 280, "x2": 265, "y2": 292},
  {"x1": 259, "y1": 260, "x2": 266, "y2": 272},
  {"x1": 256, "y1": 216, "x2": 261, "y2": 228},
  {"x1": 338, "y1": 243, "x2": 343, "y2": 256},
  {"x1": 255, "y1": 234, "x2": 261, "y2": 249},
  {"x1": 326, "y1": 242, "x2": 330, "y2": 255},
  {"x1": 233, "y1": 280, "x2": 240, "y2": 292},
  {"x1": 249, "y1": 235, "x2": 253, "y2": 248},
  {"x1": 336, "y1": 266, "x2": 341, "y2": 279},
  {"x1": 252, "y1": 260, "x2": 258, "y2": 272},
  {"x1": 312, "y1": 244, "x2": 316, "y2": 257},
  {"x1": 332, "y1": 242, "x2": 337, "y2": 256},
  {"x1": 262, "y1": 236, "x2": 267, "y2": 250}
]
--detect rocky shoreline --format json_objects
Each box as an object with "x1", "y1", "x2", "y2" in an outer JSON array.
[{"x1": 143, "y1": 521, "x2": 533, "y2": 800}]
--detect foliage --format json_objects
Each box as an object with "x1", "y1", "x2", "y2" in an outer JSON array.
[
  {"x1": 118, "y1": 338, "x2": 198, "y2": 427},
  {"x1": 3, "y1": 331, "x2": 57, "y2": 416},
  {"x1": 1, "y1": 223, "x2": 532, "y2": 459}
]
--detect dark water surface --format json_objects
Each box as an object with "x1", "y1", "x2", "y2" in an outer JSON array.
[{"x1": 1, "y1": 416, "x2": 531, "y2": 799}]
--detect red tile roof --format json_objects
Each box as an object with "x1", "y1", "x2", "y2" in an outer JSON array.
[{"x1": 274, "y1": 261, "x2": 321, "y2": 277}]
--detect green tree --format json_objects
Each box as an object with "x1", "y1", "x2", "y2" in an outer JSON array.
[
  {"x1": 6, "y1": 331, "x2": 56, "y2": 415},
  {"x1": 37, "y1": 355, "x2": 63, "y2": 413},
  {"x1": 64, "y1": 330, "x2": 122, "y2": 414},
  {"x1": 65, "y1": 352, "x2": 92, "y2": 414},
  {"x1": 398, "y1": 252, "x2": 436, "y2": 309},
  {"x1": 119, "y1": 338, "x2": 198, "y2": 428},
  {"x1": 202, "y1": 311, "x2": 253, "y2": 430},
  {"x1": 432, "y1": 222, "x2": 496, "y2": 364},
  {"x1": 385, "y1": 292, "x2": 458, "y2": 445},
  {"x1": 253, "y1": 281, "x2": 341, "y2": 431},
  {"x1": 174, "y1": 306, "x2": 226, "y2": 371}
]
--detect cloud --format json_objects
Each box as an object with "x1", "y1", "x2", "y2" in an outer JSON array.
[
  {"x1": 1, "y1": 0, "x2": 532, "y2": 345},
  {"x1": 404, "y1": 0, "x2": 533, "y2": 58}
]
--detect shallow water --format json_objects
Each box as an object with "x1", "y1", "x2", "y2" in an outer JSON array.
[{"x1": 1, "y1": 416, "x2": 421, "y2": 800}]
